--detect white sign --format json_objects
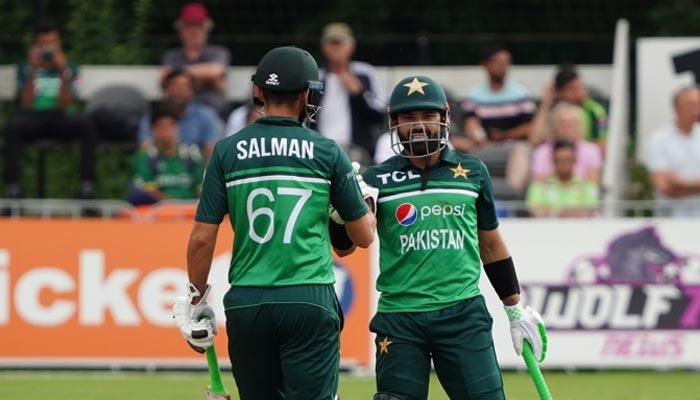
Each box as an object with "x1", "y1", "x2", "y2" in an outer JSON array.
[{"x1": 483, "y1": 218, "x2": 700, "y2": 369}]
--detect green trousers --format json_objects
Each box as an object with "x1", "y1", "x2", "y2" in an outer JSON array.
[
  {"x1": 370, "y1": 295, "x2": 505, "y2": 400},
  {"x1": 225, "y1": 284, "x2": 342, "y2": 400}
]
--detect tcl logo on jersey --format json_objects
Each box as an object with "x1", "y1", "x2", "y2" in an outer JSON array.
[
  {"x1": 395, "y1": 203, "x2": 418, "y2": 226},
  {"x1": 395, "y1": 202, "x2": 467, "y2": 226}
]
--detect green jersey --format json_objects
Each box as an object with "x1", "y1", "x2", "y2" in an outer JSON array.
[
  {"x1": 16, "y1": 62, "x2": 79, "y2": 111},
  {"x1": 132, "y1": 145, "x2": 203, "y2": 199},
  {"x1": 525, "y1": 176, "x2": 599, "y2": 211},
  {"x1": 363, "y1": 147, "x2": 499, "y2": 313},
  {"x1": 581, "y1": 98, "x2": 608, "y2": 142},
  {"x1": 196, "y1": 116, "x2": 368, "y2": 288}
]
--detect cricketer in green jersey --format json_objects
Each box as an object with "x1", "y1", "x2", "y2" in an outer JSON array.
[
  {"x1": 345, "y1": 75, "x2": 548, "y2": 400},
  {"x1": 173, "y1": 46, "x2": 376, "y2": 400}
]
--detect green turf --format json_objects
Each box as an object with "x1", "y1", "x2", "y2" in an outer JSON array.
[{"x1": 0, "y1": 370, "x2": 699, "y2": 399}]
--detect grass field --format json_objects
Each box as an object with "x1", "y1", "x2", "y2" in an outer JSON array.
[{"x1": 1, "y1": 370, "x2": 699, "y2": 399}]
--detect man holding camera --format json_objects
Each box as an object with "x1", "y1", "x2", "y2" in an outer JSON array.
[{"x1": 3, "y1": 20, "x2": 97, "y2": 199}]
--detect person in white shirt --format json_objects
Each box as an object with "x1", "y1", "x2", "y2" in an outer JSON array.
[
  {"x1": 315, "y1": 22, "x2": 386, "y2": 158},
  {"x1": 645, "y1": 85, "x2": 700, "y2": 217}
]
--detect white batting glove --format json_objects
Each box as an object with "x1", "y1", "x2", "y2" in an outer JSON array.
[
  {"x1": 505, "y1": 303, "x2": 548, "y2": 363},
  {"x1": 352, "y1": 162, "x2": 378, "y2": 213},
  {"x1": 173, "y1": 283, "x2": 218, "y2": 353}
]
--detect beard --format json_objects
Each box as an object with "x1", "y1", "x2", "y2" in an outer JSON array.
[{"x1": 401, "y1": 128, "x2": 440, "y2": 157}]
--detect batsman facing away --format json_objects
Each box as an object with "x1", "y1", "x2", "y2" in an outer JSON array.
[
  {"x1": 333, "y1": 75, "x2": 548, "y2": 399},
  {"x1": 173, "y1": 44, "x2": 376, "y2": 400}
]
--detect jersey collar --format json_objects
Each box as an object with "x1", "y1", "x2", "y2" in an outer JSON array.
[
  {"x1": 395, "y1": 146, "x2": 461, "y2": 170},
  {"x1": 255, "y1": 116, "x2": 302, "y2": 127}
]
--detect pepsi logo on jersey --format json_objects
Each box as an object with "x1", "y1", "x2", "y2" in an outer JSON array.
[
  {"x1": 395, "y1": 202, "x2": 467, "y2": 226},
  {"x1": 395, "y1": 203, "x2": 418, "y2": 226}
]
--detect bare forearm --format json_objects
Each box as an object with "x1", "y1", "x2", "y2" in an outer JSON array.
[
  {"x1": 57, "y1": 81, "x2": 74, "y2": 109},
  {"x1": 186, "y1": 63, "x2": 226, "y2": 82},
  {"x1": 502, "y1": 293, "x2": 520, "y2": 306},
  {"x1": 505, "y1": 122, "x2": 531, "y2": 140},
  {"x1": 19, "y1": 79, "x2": 35, "y2": 108},
  {"x1": 187, "y1": 241, "x2": 215, "y2": 294},
  {"x1": 666, "y1": 179, "x2": 700, "y2": 197}
]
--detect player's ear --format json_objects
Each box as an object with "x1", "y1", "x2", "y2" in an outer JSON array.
[{"x1": 253, "y1": 85, "x2": 265, "y2": 107}]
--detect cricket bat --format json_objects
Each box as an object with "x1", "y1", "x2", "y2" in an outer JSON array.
[
  {"x1": 205, "y1": 344, "x2": 231, "y2": 400},
  {"x1": 522, "y1": 341, "x2": 553, "y2": 400}
]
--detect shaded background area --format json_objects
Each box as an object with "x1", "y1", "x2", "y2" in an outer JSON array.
[{"x1": 2, "y1": 0, "x2": 700, "y2": 66}]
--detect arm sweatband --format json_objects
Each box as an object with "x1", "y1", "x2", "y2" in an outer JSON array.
[
  {"x1": 328, "y1": 218, "x2": 354, "y2": 251},
  {"x1": 483, "y1": 256, "x2": 521, "y2": 300}
]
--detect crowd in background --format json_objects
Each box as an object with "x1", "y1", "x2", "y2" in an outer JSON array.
[{"x1": 2, "y1": 2, "x2": 699, "y2": 218}]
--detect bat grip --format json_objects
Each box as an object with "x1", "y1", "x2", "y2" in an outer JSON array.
[
  {"x1": 206, "y1": 345, "x2": 227, "y2": 395},
  {"x1": 522, "y1": 341, "x2": 553, "y2": 400}
]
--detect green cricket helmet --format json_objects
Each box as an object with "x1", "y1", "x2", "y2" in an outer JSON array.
[
  {"x1": 251, "y1": 46, "x2": 324, "y2": 124},
  {"x1": 388, "y1": 75, "x2": 450, "y2": 158}
]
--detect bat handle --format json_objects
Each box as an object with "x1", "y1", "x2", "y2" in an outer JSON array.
[
  {"x1": 522, "y1": 341, "x2": 553, "y2": 400},
  {"x1": 206, "y1": 345, "x2": 227, "y2": 395}
]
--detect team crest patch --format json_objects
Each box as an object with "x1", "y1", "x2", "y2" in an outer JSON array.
[{"x1": 395, "y1": 203, "x2": 418, "y2": 226}]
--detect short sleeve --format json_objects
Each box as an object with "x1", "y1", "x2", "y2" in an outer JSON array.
[
  {"x1": 132, "y1": 151, "x2": 156, "y2": 189},
  {"x1": 199, "y1": 106, "x2": 223, "y2": 144},
  {"x1": 205, "y1": 46, "x2": 230, "y2": 66},
  {"x1": 644, "y1": 131, "x2": 670, "y2": 172},
  {"x1": 195, "y1": 143, "x2": 228, "y2": 224},
  {"x1": 530, "y1": 144, "x2": 552, "y2": 180},
  {"x1": 330, "y1": 144, "x2": 369, "y2": 221},
  {"x1": 476, "y1": 161, "x2": 499, "y2": 231},
  {"x1": 15, "y1": 63, "x2": 27, "y2": 96},
  {"x1": 138, "y1": 114, "x2": 151, "y2": 143}
]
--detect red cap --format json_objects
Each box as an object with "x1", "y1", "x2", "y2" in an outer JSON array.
[{"x1": 178, "y1": 3, "x2": 211, "y2": 24}]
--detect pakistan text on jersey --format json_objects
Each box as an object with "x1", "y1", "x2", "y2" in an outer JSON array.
[
  {"x1": 400, "y1": 229, "x2": 466, "y2": 254},
  {"x1": 237, "y1": 138, "x2": 314, "y2": 160}
]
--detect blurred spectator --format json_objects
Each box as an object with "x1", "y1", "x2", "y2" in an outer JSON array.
[
  {"x1": 454, "y1": 43, "x2": 536, "y2": 151},
  {"x1": 2, "y1": 20, "x2": 97, "y2": 199},
  {"x1": 128, "y1": 103, "x2": 203, "y2": 206},
  {"x1": 161, "y1": 2, "x2": 230, "y2": 118},
  {"x1": 315, "y1": 22, "x2": 386, "y2": 159},
  {"x1": 224, "y1": 102, "x2": 260, "y2": 136},
  {"x1": 452, "y1": 43, "x2": 534, "y2": 196},
  {"x1": 373, "y1": 130, "x2": 396, "y2": 164},
  {"x1": 644, "y1": 85, "x2": 700, "y2": 217},
  {"x1": 139, "y1": 68, "x2": 222, "y2": 161},
  {"x1": 531, "y1": 102, "x2": 602, "y2": 183},
  {"x1": 526, "y1": 139, "x2": 600, "y2": 217},
  {"x1": 530, "y1": 64, "x2": 608, "y2": 151}
]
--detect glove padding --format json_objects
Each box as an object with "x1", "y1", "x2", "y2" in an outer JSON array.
[
  {"x1": 173, "y1": 283, "x2": 218, "y2": 354},
  {"x1": 505, "y1": 303, "x2": 548, "y2": 363},
  {"x1": 329, "y1": 162, "x2": 378, "y2": 223}
]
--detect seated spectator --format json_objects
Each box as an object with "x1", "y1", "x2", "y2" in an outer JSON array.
[
  {"x1": 139, "y1": 68, "x2": 222, "y2": 161},
  {"x1": 452, "y1": 43, "x2": 535, "y2": 196},
  {"x1": 3, "y1": 20, "x2": 97, "y2": 199},
  {"x1": 531, "y1": 64, "x2": 608, "y2": 151},
  {"x1": 128, "y1": 103, "x2": 203, "y2": 206},
  {"x1": 315, "y1": 22, "x2": 386, "y2": 158},
  {"x1": 644, "y1": 85, "x2": 700, "y2": 217},
  {"x1": 161, "y1": 2, "x2": 230, "y2": 118},
  {"x1": 224, "y1": 101, "x2": 260, "y2": 136},
  {"x1": 454, "y1": 43, "x2": 536, "y2": 151},
  {"x1": 531, "y1": 102, "x2": 603, "y2": 183},
  {"x1": 526, "y1": 139, "x2": 600, "y2": 217}
]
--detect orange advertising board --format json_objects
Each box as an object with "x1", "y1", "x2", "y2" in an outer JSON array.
[{"x1": 0, "y1": 219, "x2": 373, "y2": 367}]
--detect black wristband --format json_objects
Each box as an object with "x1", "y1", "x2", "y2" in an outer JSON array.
[
  {"x1": 328, "y1": 219, "x2": 354, "y2": 251},
  {"x1": 483, "y1": 256, "x2": 520, "y2": 300}
]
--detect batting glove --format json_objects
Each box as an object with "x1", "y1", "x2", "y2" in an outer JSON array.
[
  {"x1": 505, "y1": 303, "x2": 548, "y2": 363},
  {"x1": 173, "y1": 283, "x2": 218, "y2": 353},
  {"x1": 352, "y1": 162, "x2": 378, "y2": 213}
]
